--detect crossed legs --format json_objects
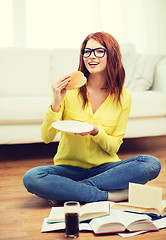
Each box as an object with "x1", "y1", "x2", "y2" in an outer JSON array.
[{"x1": 23, "y1": 155, "x2": 161, "y2": 202}]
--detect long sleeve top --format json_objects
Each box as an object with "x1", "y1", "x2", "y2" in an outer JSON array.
[{"x1": 41, "y1": 87, "x2": 132, "y2": 169}]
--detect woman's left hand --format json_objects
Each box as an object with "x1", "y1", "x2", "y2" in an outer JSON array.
[{"x1": 74, "y1": 124, "x2": 99, "y2": 136}]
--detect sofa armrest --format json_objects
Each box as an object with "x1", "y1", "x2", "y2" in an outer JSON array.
[{"x1": 152, "y1": 57, "x2": 166, "y2": 93}]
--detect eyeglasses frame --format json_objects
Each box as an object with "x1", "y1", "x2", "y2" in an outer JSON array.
[{"x1": 81, "y1": 47, "x2": 107, "y2": 58}]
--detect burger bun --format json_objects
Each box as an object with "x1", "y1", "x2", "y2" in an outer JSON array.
[{"x1": 66, "y1": 71, "x2": 86, "y2": 90}]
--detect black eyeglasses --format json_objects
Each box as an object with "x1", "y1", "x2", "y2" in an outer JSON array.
[{"x1": 81, "y1": 47, "x2": 107, "y2": 58}]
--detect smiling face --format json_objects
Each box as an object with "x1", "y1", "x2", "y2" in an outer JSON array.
[{"x1": 83, "y1": 39, "x2": 107, "y2": 75}]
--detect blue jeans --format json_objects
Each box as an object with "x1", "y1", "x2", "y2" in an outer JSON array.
[{"x1": 23, "y1": 155, "x2": 161, "y2": 203}]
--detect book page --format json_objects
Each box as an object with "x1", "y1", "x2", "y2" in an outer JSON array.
[
  {"x1": 129, "y1": 183, "x2": 162, "y2": 211},
  {"x1": 41, "y1": 218, "x2": 65, "y2": 232},
  {"x1": 111, "y1": 209, "x2": 151, "y2": 228},
  {"x1": 48, "y1": 207, "x2": 64, "y2": 222},
  {"x1": 161, "y1": 200, "x2": 166, "y2": 215},
  {"x1": 153, "y1": 217, "x2": 166, "y2": 229},
  {"x1": 79, "y1": 223, "x2": 92, "y2": 231},
  {"x1": 89, "y1": 211, "x2": 126, "y2": 233},
  {"x1": 80, "y1": 201, "x2": 109, "y2": 215},
  {"x1": 118, "y1": 231, "x2": 146, "y2": 238}
]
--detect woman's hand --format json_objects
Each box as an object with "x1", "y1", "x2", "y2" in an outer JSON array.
[
  {"x1": 51, "y1": 75, "x2": 71, "y2": 112},
  {"x1": 74, "y1": 124, "x2": 99, "y2": 136}
]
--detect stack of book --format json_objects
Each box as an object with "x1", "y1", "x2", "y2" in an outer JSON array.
[{"x1": 41, "y1": 183, "x2": 166, "y2": 236}]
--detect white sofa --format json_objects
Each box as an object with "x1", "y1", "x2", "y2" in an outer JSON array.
[{"x1": 0, "y1": 45, "x2": 166, "y2": 144}]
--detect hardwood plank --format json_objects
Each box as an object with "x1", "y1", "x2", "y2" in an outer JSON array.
[{"x1": 0, "y1": 136, "x2": 166, "y2": 240}]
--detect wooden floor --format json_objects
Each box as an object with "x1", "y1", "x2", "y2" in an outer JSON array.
[{"x1": 0, "y1": 136, "x2": 166, "y2": 240}]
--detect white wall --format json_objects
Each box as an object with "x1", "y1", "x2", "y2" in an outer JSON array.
[
  {"x1": 13, "y1": 0, "x2": 26, "y2": 47},
  {"x1": 119, "y1": 0, "x2": 166, "y2": 54},
  {"x1": 0, "y1": 0, "x2": 166, "y2": 55},
  {"x1": 93, "y1": 0, "x2": 166, "y2": 55}
]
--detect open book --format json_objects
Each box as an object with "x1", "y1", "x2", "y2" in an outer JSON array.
[
  {"x1": 41, "y1": 209, "x2": 159, "y2": 234},
  {"x1": 47, "y1": 201, "x2": 110, "y2": 223},
  {"x1": 112, "y1": 183, "x2": 166, "y2": 217},
  {"x1": 119, "y1": 217, "x2": 166, "y2": 238},
  {"x1": 89, "y1": 209, "x2": 158, "y2": 234}
]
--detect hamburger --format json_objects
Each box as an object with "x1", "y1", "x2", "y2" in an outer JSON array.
[{"x1": 66, "y1": 71, "x2": 86, "y2": 90}]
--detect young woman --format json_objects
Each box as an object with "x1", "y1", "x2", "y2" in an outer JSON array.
[{"x1": 23, "y1": 32, "x2": 161, "y2": 203}]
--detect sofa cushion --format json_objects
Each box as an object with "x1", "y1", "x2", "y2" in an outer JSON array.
[
  {"x1": 1, "y1": 91, "x2": 165, "y2": 124},
  {"x1": 0, "y1": 48, "x2": 51, "y2": 97},
  {"x1": 122, "y1": 53, "x2": 163, "y2": 91},
  {"x1": 0, "y1": 125, "x2": 60, "y2": 144},
  {"x1": 129, "y1": 91, "x2": 166, "y2": 118},
  {"x1": 0, "y1": 96, "x2": 51, "y2": 123},
  {"x1": 125, "y1": 117, "x2": 166, "y2": 138}
]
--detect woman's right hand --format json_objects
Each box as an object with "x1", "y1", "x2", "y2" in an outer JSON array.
[{"x1": 51, "y1": 75, "x2": 71, "y2": 112}]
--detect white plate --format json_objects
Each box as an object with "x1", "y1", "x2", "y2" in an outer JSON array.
[{"x1": 52, "y1": 120, "x2": 93, "y2": 134}]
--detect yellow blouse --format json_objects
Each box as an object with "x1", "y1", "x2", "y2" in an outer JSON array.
[{"x1": 41, "y1": 87, "x2": 132, "y2": 169}]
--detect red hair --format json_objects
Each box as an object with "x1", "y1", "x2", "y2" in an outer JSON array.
[{"x1": 78, "y1": 32, "x2": 125, "y2": 107}]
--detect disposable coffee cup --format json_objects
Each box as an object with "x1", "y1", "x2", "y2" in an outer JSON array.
[{"x1": 64, "y1": 201, "x2": 80, "y2": 238}]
